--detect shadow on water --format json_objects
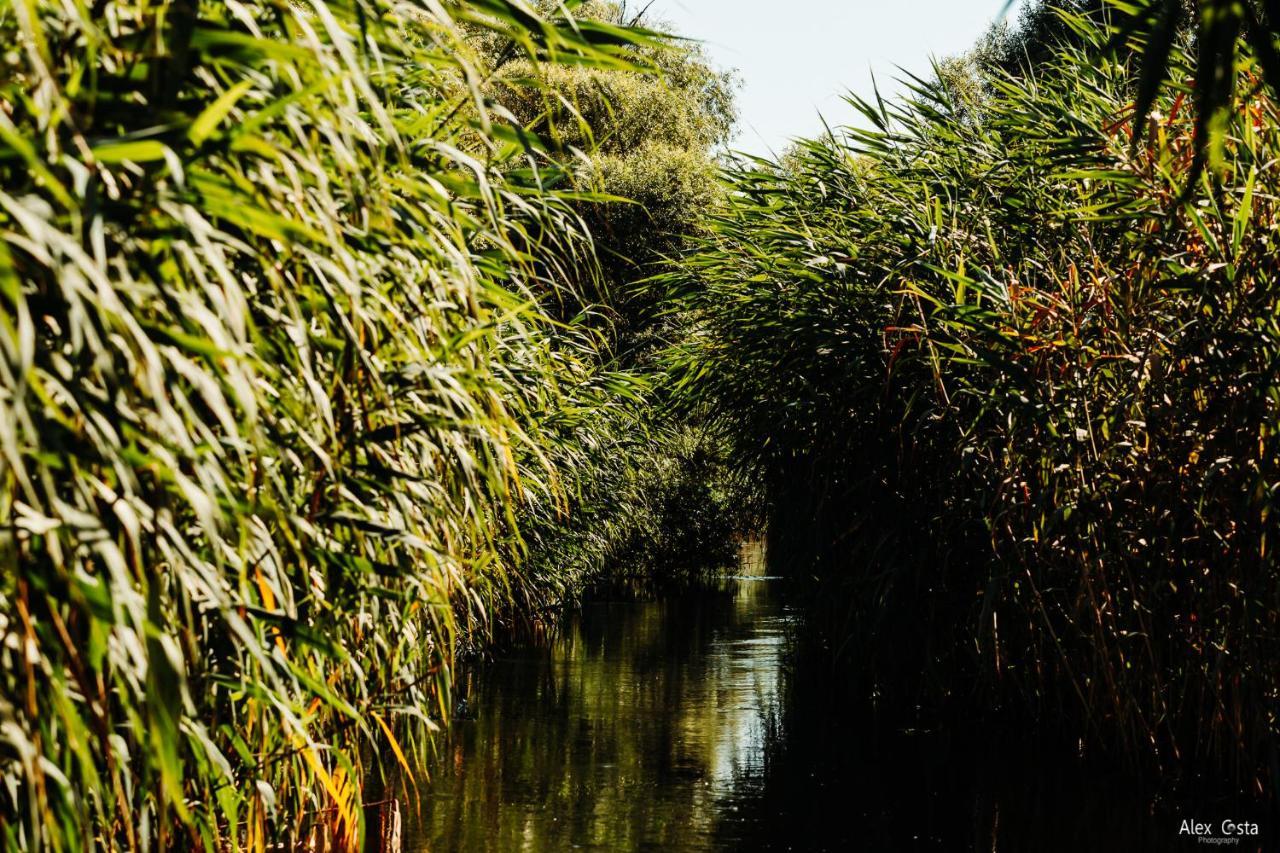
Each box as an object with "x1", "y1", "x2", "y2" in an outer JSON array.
[
  {"x1": 717, "y1": 660, "x2": 1270, "y2": 852},
  {"x1": 403, "y1": 544, "x2": 1270, "y2": 851}
]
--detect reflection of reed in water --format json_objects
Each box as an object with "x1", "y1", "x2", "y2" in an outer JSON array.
[
  {"x1": 713, "y1": 619, "x2": 1266, "y2": 852},
  {"x1": 402, "y1": 543, "x2": 793, "y2": 852}
]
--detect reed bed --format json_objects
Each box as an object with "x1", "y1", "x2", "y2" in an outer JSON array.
[
  {"x1": 0, "y1": 0, "x2": 672, "y2": 847},
  {"x1": 10, "y1": 0, "x2": 1279, "y2": 846},
  {"x1": 663, "y1": 12, "x2": 1280, "y2": 794}
]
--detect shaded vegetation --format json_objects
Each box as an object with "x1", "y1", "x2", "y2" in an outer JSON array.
[{"x1": 662, "y1": 5, "x2": 1280, "y2": 798}]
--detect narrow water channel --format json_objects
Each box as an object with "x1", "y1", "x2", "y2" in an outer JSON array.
[
  {"x1": 404, "y1": 544, "x2": 790, "y2": 851},
  {"x1": 402, "y1": 545, "x2": 1262, "y2": 852}
]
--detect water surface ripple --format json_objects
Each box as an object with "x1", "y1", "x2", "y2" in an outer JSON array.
[{"x1": 405, "y1": 558, "x2": 792, "y2": 851}]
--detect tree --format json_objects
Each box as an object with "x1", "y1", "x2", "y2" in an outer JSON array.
[{"x1": 487, "y1": 1, "x2": 737, "y2": 288}]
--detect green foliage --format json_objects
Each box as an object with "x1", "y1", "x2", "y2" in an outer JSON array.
[
  {"x1": 0, "y1": 0, "x2": 666, "y2": 847},
  {"x1": 488, "y1": 1, "x2": 737, "y2": 279},
  {"x1": 977, "y1": 0, "x2": 1113, "y2": 72},
  {"x1": 463, "y1": 0, "x2": 748, "y2": 600},
  {"x1": 663, "y1": 15, "x2": 1280, "y2": 791},
  {"x1": 526, "y1": 423, "x2": 749, "y2": 600},
  {"x1": 988, "y1": 0, "x2": 1280, "y2": 189}
]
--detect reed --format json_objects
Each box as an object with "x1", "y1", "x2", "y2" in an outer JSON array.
[
  {"x1": 662, "y1": 9, "x2": 1280, "y2": 794},
  {"x1": 0, "y1": 0, "x2": 677, "y2": 846}
]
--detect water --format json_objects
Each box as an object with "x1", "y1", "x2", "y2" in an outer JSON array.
[
  {"x1": 403, "y1": 545, "x2": 1270, "y2": 852},
  {"x1": 403, "y1": 545, "x2": 789, "y2": 851}
]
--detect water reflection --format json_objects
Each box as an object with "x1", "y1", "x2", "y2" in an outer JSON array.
[
  {"x1": 406, "y1": 544, "x2": 1269, "y2": 852},
  {"x1": 406, "y1": 545, "x2": 788, "y2": 851}
]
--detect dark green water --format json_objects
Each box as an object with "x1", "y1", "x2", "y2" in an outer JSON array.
[
  {"x1": 403, "y1": 545, "x2": 1268, "y2": 852},
  {"x1": 404, "y1": 545, "x2": 790, "y2": 851}
]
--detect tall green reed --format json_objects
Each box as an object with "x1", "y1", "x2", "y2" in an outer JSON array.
[{"x1": 0, "y1": 0, "x2": 662, "y2": 847}]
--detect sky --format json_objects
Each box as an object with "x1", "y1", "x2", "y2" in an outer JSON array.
[{"x1": 640, "y1": 0, "x2": 1016, "y2": 156}]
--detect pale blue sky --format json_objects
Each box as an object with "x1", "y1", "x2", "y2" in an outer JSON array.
[{"x1": 643, "y1": 0, "x2": 1016, "y2": 155}]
